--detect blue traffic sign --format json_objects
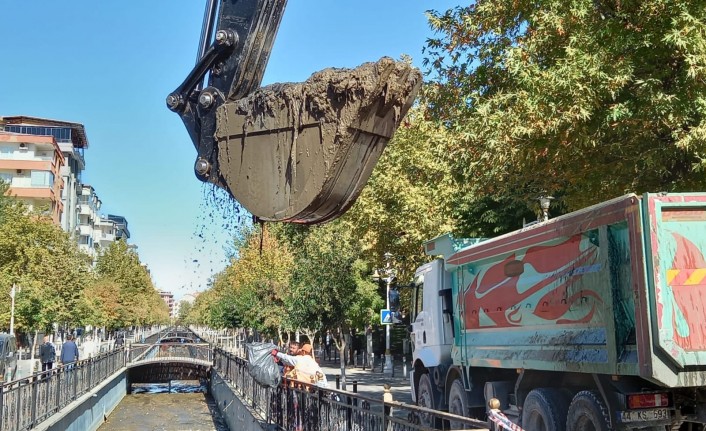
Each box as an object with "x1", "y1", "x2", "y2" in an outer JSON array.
[{"x1": 380, "y1": 309, "x2": 392, "y2": 325}]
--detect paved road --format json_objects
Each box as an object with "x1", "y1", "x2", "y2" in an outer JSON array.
[{"x1": 319, "y1": 357, "x2": 413, "y2": 405}]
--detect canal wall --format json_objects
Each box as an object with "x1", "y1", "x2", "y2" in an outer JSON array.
[
  {"x1": 35, "y1": 369, "x2": 127, "y2": 431},
  {"x1": 210, "y1": 371, "x2": 272, "y2": 431}
]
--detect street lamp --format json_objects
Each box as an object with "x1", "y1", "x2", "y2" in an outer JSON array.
[
  {"x1": 538, "y1": 195, "x2": 554, "y2": 222},
  {"x1": 373, "y1": 252, "x2": 396, "y2": 376},
  {"x1": 9, "y1": 284, "x2": 18, "y2": 335}
]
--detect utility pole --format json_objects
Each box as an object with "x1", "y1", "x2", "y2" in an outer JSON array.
[
  {"x1": 384, "y1": 272, "x2": 394, "y2": 376},
  {"x1": 9, "y1": 284, "x2": 16, "y2": 335}
]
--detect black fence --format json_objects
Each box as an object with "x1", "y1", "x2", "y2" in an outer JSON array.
[
  {"x1": 213, "y1": 348, "x2": 489, "y2": 431},
  {"x1": 0, "y1": 348, "x2": 125, "y2": 431}
]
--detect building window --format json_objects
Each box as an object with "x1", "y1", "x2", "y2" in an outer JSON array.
[
  {"x1": 30, "y1": 170, "x2": 54, "y2": 187},
  {"x1": 4, "y1": 125, "x2": 72, "y2": 143},
  {"x1": 0, "y1": 173, "x2": 12, "y2": 184}
]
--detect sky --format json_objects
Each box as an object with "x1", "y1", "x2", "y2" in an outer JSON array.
[{"x1": 0, "y1": 1, "x2": 459, "y2": 300}]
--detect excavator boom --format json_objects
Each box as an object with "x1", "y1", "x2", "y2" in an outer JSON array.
[{"x1": 168, "y1": 0, "x2": 421, "y2": 224}]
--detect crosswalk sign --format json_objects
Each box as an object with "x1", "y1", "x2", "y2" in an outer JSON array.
[{"x1": 380, "y1": 309, "x2": 392, "y2": 325}]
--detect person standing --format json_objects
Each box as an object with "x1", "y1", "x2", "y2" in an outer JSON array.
[
  {"x1": 272, "y1": 343, "x2": 328, "y2": 388},
  {"x1": 39, "y1": 336, "x2": 55, "y2": 373},
  {"x1": 324, "y1": 331, "x2": 332, "y2": 361},
  {"x1": 60, "y1": 335, "x2": 79, "y2": 368}
]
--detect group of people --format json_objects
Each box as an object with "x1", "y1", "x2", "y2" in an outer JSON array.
[
  {"x1": 38, "y1": 335, "x2": 80, "y2": 373},
  {"x1": 271, "y1": 340, "x2": 328, "y2": 388}
]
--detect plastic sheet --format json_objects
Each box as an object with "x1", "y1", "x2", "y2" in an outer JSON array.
[{"x1": 246, "y1": 342, "x2": 281, "y2": 388}]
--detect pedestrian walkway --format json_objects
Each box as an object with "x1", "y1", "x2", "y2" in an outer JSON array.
[{"x1": 318, "y1": 357, "x2": 413, "y2": 405}]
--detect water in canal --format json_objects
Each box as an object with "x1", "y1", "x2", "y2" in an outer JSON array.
[{"x1": 99, "y1": 381, "x2": 229, "y2": 431}]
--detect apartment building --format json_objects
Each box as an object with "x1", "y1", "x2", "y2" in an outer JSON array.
[
  {"x1": 1, "y1": 116, "x2": 88, "y2": 235},
  {"x1": 159, "y1": 290, "x2": 176, "y2": 317},
  {"x1": 107, "y1": 214, "x2": 130, "y2": 240},
  {"x1": 93, "y1": 215, "x2": 117, "y2": 251},
  {"x1": 0, "y1": 131, "x2": 65, "y2": 224},
  {"x1": 74, "y1": 184, "x2": 100, "y2": 256}
]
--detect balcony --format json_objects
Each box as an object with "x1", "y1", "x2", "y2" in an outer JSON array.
[
  {"x1": 77, "y1": 225, "x2": 92, "y2": 237},
  {"x1": 78, "y1": 204, "x2": 91, "y2": 215},
  {"x1": 97, "y1": 233, "x2": 115, "y2": 244}
]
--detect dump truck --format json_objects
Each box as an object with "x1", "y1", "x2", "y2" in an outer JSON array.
[
  {"x1": 168, "y1": 0, "x2": 421, "y2": 224},
  {"x1": 409, "y1": 192, "x2": 706, "y2": 431}
]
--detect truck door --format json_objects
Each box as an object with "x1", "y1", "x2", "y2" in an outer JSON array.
[
  {"x1": 411, "y1": 260, "x2": 453, "y2": 352},
  {"x1": 644, "y1": 193, "x2": 706, "y2": 367}
]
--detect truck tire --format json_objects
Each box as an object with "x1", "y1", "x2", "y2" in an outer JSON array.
[
  {"x1": 566, "y1": 390, "x2": 611, "y2": 431},
  {"x1": 416, "y1": 373, "x2": 441, "y2": 428},
  {"x1": 522, "y1": 388, "x2": 571, "y2": 431},
  {"x1": 448, "y1": 379, "x2": 469, "y2": 429}
]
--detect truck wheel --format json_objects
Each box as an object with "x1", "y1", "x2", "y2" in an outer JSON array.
[
  {"x1": 417, "y1": 373, "x2": 440, "y2": 428},
  {"x1": 448, "y1": 379, "x2": 469, "y2": 429},
  {"x1": 522, "y1": 388, "x2": 571, "y2": 431},
  {"x1": 566, "y1": 390, "x2": 610, "y2": 431}
]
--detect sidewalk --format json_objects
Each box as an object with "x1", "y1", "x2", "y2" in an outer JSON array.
[{"x1": 318, "y1": 357, "x2": 413, "y2": 405}]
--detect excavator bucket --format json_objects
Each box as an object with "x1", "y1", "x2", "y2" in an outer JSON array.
[
  {"x1": 214, "y1": 57, "x2": 422, "y2": 224},
  {"x1": 169, "y1": 0, "x2": 422, "y2": 224}
]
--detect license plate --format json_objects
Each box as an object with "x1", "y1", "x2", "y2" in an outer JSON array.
[{"x1": 619, "y1": 408, "x2": 670, "y2": 423}]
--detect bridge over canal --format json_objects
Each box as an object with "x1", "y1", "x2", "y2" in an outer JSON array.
[{"x1": 0, "y1": 327, "x2": 489, "y2": 431}]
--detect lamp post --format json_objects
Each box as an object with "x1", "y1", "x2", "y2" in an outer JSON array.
[
  {"x1": 9, "y1": 284, "x2": 17, "y2": 335},
  {"x1": 538, "y1": 195, "x2": 554, "y2": 222},
  {"x1": 373, "y1": 252, "x2": 396, "y2": 376}
]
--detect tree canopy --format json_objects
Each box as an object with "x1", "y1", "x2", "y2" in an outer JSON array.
[
  {"x1": 95, "y1": 240, "x2": 169, "y2": 327},
  {"x1": 424, "y1": 0, "x2": 706, "y2": 231}
]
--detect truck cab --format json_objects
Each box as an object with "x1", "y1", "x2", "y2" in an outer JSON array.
[{"x1": 410, "y1": 234, "x2": 483, "y2": 416}]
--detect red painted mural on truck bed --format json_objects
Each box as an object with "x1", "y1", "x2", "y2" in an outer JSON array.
[
  {"x1": 462, "y1": 234, "x2": 602, "y2": 329},
  {"x1": 663, "y1": 232, "x2": 706, "y2": 351}
]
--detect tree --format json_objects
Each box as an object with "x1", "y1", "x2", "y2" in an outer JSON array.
[
  {"x1": 95, "y1": 240, "x2": 168, "y2": 327},
  {"x1": 0, "y1": 202, "x2": 92, "y2": 334},
  {"x1": 342, "y1": 106, "x2": 458, "y2": 279},
  {"x1": 80, "y1": 277, "x2": 121, "y2": 329},
  {"x1": 286, "y1": 222, "x2": 383, "y2": 386},
  {"x1": 424, "y1": 0, "x2": 706, "y2": 230},
  {"x1": 191, "y1": 225, "x2": 295, "y2": 338},
  {"x1": 177, "y1": 300, "x2": 193, "y2": 324}
]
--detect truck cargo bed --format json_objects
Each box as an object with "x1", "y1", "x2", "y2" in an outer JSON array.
[{"x1": 446, "y1": 193, "x2": 706, "y2": 388}]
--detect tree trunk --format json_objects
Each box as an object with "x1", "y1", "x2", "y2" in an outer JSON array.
[{"x1": 31, "y1": 330, "x2": 38, "y2": 361}]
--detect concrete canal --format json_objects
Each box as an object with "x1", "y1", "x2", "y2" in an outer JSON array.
[{"x1": 98, "y1": 381, "x2": 228, "y2": 431}]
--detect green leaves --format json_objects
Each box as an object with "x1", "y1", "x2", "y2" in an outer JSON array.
[
  {"x1": 95, "y1": 240, "x2": 170, "y2": 327},
  {"x1": 0, "y1": 198, "x2": 91, "y2": 332},
  {"x1": 425, "y1": 0, "x2": 706, "y2": 218}
]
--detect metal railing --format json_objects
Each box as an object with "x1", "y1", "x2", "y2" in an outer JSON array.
[
  {"x1": 213, "y1": 348, "x2": 489, "y2": 431},
  {"x1": 190, "y1": 326, "x2": 248, "y2": 357},
  {"x1": 0, "y1": 348, "x2": 125, "y2": 431}
]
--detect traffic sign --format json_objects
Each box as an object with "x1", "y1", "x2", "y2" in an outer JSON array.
[{"x1": 380, "y1": 309, "x2": 392, "y2": 325}]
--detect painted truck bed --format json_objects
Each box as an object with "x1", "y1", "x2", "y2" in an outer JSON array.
[{"x1": 444, "y1": 193, "x2": 706, "y2": 388}]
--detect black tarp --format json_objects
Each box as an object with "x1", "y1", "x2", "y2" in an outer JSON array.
[{"x1": 246, "y1": 342, "x2": 281, "y2": 388}]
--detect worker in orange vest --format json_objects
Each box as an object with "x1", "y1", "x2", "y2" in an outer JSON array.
[{"x1": 272, "y1": 343, "x2": 328, "y2": 388}]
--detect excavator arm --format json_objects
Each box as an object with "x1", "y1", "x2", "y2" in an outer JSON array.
[{"x1": 168, "y1": 0, "x2": 421, "y2": 224}]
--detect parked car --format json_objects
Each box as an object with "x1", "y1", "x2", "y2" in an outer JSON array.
[{"x1": 0, "y1": 334, "x2": 18, "y2": 383}]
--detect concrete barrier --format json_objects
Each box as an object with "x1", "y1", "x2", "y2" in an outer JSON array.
[
  {"x1": 35, "y1": 369, "x2": 127, "y2": 431},
  {"x1": 209, "y1": 371, "x2": 274, "y2": 431}
]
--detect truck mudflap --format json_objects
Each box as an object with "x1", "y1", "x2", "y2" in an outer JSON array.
[{"x1": 645, "y1": 193, "x2": 706, "y2": 367}]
